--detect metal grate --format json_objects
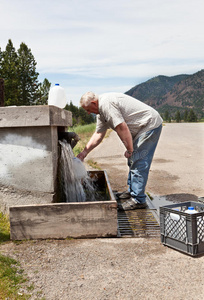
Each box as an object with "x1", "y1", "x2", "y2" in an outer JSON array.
[{"x1": 117, "y1": 209, "x2": 160, "y2": 238}]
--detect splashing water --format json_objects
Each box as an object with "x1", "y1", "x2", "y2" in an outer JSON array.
[{"x1": 58, "y1": 140, "x2": 96, "y2": 202}]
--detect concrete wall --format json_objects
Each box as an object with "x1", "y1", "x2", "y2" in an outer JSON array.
[
  {"x1": 0, "y1": 126, "x2": 57, "y2": 192},
  {"x1": 0, "y1": 106, "x2": 72, "y2": 212},
  {"x1": 0, "y1": 105, "x2": 72, "y2": 127},
  {"x1": 10, "y1": 201, "x2": 118, "y2": 240}
]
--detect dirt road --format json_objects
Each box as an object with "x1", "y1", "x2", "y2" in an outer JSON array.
[{"x1": 0, "y1": 123, "x2": 204, "y2": 300}]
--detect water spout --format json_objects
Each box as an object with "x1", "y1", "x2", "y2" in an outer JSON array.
[{"x1": 58, "y1": 132, "x2": 80, "y2": 148}]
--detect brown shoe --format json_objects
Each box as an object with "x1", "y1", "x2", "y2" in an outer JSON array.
[
  {"x1": 117, "y1": 198, "x2": 147, "y2": 211},
  {"x1": 116, "y1": 190, "x2": 131, "y2": 199}
]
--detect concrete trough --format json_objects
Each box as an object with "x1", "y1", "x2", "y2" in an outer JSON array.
[
  {"x1": 9, "y1": 170, "x2": 118, "y2": 240},
  {"x1": 0, "y1": 106, "x2": 117, "y2": 240}
]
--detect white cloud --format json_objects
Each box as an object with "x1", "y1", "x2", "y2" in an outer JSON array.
[{"x1": 1, "y1": 0, "x2": 204, "y2": 106}]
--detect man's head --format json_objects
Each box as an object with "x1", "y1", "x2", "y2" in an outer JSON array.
[{"x1": 80, "y1": 92, "x2": 99, "y2": 114}]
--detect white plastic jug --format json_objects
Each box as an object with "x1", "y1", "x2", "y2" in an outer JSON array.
[
  {"x1": 72, "y1": 157, "x2": 87, "y2": 180},
  {"x1": 184, "y1": 206, "x2": 198, "y2": 214},
  {"x1": 170, "y1": 208, "x2": 180, "y2": 221},
  {"x1": 48, "y1": 84, "x2": 67, "y2": 108}
]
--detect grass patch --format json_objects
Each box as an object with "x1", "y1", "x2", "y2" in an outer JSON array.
[
  {"x1": 0, "y1": 212, "x2": 10, "y2": 243},
  {"x1": 0, "y1": 253, "x2": 30, "y2": 299},
  {"x1": 0, "y1": 213, "x2": 42, "y2": 299},
  {"x1": 70, "y1": 124, "x2": 112, "y2": 157},
  {"x1": 71, "y1": 123, "x2": 97, "y2": 135},
  {"x1": 69, "y1": 123, "x2": 96, "y2": 156},
  {"x1": 87, "y1": 159, "x2": 102, "y2": 170},
  {"x1": 146, "y1": 192, "x2": 153, "y2": 200},
  {"x1": 0, "y1": 213, "x2": 32, "y2": 299}
]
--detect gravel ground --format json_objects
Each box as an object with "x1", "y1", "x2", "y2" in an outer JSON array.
[
  {"x1": 0, "y1": 123, "x2": 204, "y2": 299},
  {"x1": 1, "y1": 238, "x2": 204, "y2": 300}
]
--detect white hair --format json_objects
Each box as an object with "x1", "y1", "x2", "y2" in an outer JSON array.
[{"x1": 80, "y1": 92, "x2": 98, "y2": 107}]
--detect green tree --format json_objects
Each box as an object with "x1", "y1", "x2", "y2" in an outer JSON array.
[
  {"x1": 36, "y1": 78, "x2": 51, "y2": 105},
  {"x1": 17, "y1": 42, "x2": 39, "y2": 105},
  {"x1": 175, "y1": 110, "x2": 181, "y2": 122},
  {"x1": 164, "y1": 110, "x2": 169, "y2": 121},
  {"x1": 0, "y1": 39, "x2": 19, "y2": 105},
  {"x1": 78, "y1": 106, "x2": 95, "y2": 124},
  {"x1": 0, "y1": 39, "x2": 51, "y2": 106},
  {"x1": 183, "y1": 109, "x2": 188, "y2": 122},
  {"x1": 70, "y1": 101, "x2": 80, "y2": 118},
  {"x1": 65, "y1": 102, "x2": 95, "y2": 125},
  {"x1": 187, "y1": 109, "x2": 197, "y2": 122},
  {"x1": 0, "y1": 47, "x2": 2, "y2": 66}
]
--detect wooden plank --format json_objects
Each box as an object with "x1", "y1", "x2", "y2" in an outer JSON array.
[{"x1": 9, "y1": 201, "x2": 118, "y2": 240}]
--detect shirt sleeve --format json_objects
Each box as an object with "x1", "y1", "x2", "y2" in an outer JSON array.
[
  {"x1": 96, "y1": 115, "x2": 110, "y2": 133},
  {"x1": 105, "y1": 101, "x2": 125, "y2": 129}
]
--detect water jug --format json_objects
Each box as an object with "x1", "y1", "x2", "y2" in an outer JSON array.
[
  {"x1": 72, "y1": 157, "x2": 87, "y2": 180},
  {"x1": 170, "y1": 208, "x2": 180, "y2": 221},
  {"x1": 184, "y1": 206, "x2": 198, "y2": 214},
  {"x1": 48, "y1": 84, "x2": 67, "y2": 108}
]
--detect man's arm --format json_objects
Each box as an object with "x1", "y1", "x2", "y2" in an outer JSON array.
[
  {"x1": 115, "y1": 122, "x2": 133, "y2": 158},
  {"x1": 77, "y1": 130, "x2": 107, "y2": 161}
]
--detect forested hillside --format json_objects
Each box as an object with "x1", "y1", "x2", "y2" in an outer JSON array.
[{"x1": 126, "y1": 70, "x2": 204, "y2": 119}]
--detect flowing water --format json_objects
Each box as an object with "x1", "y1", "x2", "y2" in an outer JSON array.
[{"x1": 58, "y1": 140, "x2": 96, "y2": 202}]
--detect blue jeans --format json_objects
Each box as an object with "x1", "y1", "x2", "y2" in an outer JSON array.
[{"x1": 127, "y1": 124, "x2": 162, "y2": 204}]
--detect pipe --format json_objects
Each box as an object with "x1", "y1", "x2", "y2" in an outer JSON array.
[{"x1": 58, "y1": 132, "x2": 80, "y2": 149}]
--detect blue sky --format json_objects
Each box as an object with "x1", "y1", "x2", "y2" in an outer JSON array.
[{"x1": 1, "y1": 0, "x2": 204, "y2": 106}]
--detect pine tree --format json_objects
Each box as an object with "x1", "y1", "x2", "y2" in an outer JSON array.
[
  {"x1": 183, "y1": 109, "x2": 188, "y2": 122},
  {"x1": 17, "y1": 42, "x2": 39, "y2": 105},
  {"x1": 164, "y1": 110, "x2": 169, "y2": 121},
  {"x1": 65, "y1": 102, "x2": 95, "y2": 125},
  {"x1": 187, "y1": 109, "x2": 197, "y2": 122},
  {"x1": 175, "y1": 110, "x2": 181, "y2": 122},
  {"x1": 36, "y1": 78, "x2": 51, "y2": 105},
  {"x1": 0, "y1": 47, "x2": 2, "y2": 65},
  {"x1": 78, "y1": 106, "x2": 95, "y2": 125},
  {"x1": 0, "y1": 39, "x2": 19, "y2": 105},
  {"x1": 0, "y1": 39, "x2": 51, "y2": 106}
]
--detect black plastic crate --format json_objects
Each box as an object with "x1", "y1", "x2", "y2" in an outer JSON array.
[{"x1": 160, "y1": 201, "x2": 204, "y2": 256}]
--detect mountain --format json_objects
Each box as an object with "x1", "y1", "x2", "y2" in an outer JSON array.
[{"x1": 125, "y1": 69, "x2": 204, "y2": 118}]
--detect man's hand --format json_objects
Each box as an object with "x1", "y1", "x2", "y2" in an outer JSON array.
[
  {"x1": 115, "y1": 122, "x2": 134, "y2": 158},
  {"x1": 124, "y1": 150, "x2": 133, "y2": 158},
  {"x1": 76, "y1": 131, "x2": 106, "y2": 161},
  {"x1": 77, "y1": 150, "x2": 87, "y2": 161}
]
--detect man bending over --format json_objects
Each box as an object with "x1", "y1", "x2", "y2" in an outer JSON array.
[{"x1": 77, "y1": 92, "x2": 162, "y2": 211}]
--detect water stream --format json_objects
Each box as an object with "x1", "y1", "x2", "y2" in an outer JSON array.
[{"x1": 58, "y1": 140, "x2": 97, "y2": 202}]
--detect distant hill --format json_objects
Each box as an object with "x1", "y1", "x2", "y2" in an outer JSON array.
[{"x1": 125, "y1": 69, "x2": 204, "y2": 118}]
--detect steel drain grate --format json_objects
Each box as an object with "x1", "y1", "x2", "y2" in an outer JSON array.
[{"x1": 117, "y1": 209, "x2": 160, "y2": 238}]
